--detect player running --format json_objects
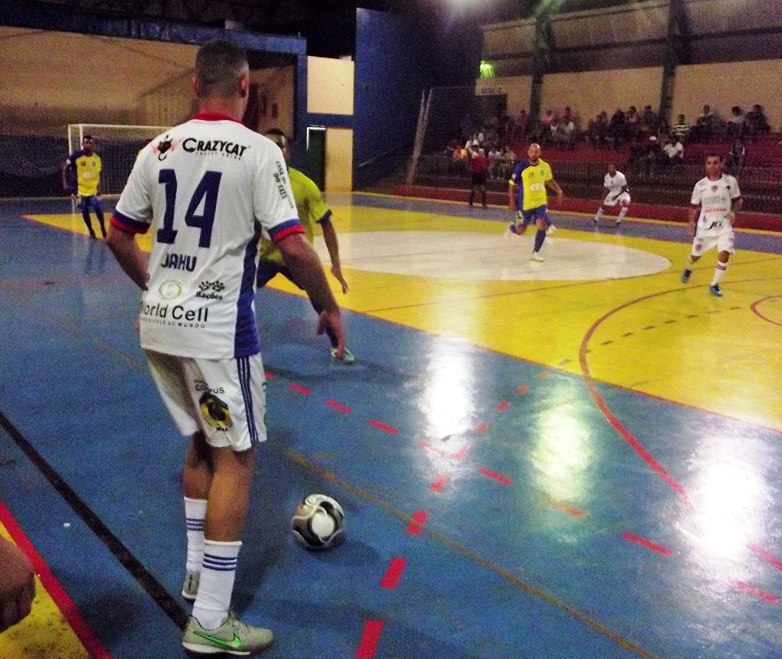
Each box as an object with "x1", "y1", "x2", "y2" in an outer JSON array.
[
  {"x1": 680, "y1": 153, "x2": 743, "y2": 297},
  {"x1": 507, "y1": 142, "x2": 564, "y2": 262},
  {"x1": 593, "y1": 163, "x2": 631, "y2": 226}
]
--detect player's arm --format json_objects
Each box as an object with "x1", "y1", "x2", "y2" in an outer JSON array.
[
  {"x1": 320, "y1": 214, "x2": 349, "y2": 294},
  {"x1": 62, "y1": 160, "x2": 73, "y2": 192},
  {"x1": 278, "y1": 233, "x2": 345, "y2": 357},
  {"x1": 687, "y1": 205, "x2": 699, "y2": 232},
  {"x1": 547, "y1": 177, "x2": 564, "y2": 203},
  {"x1": 106, "y1": 224, "x2": 148, "y2": 291}
]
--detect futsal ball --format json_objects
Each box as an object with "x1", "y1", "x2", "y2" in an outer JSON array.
[{"x1": 291, "y1": 494, "x2": 345, "y2": 551}]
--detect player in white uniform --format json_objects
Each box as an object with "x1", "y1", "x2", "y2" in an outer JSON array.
[
  {"x1": 593, "y1": 163, "x2": 630, "y2": 226},
  {"x1": 680, "y1": 153, "x2": 743, "y2": 297},
  {"x1": 107, "y1": 40, "x2": 345, "y2": 655}
]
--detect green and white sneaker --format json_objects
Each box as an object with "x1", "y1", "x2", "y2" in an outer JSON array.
[
  {"x1": 182, "y1": 612, "x2": 273, "y2": 655},
  {"x1": 330, "y1": 347, "x2": 356, "y2": 364},
  {"x1": 181, "y1": 571, "x2": 199, "y2": 601}
]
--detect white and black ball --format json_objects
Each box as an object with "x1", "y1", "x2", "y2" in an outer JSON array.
[{"x1": 291, "y1": 494, "x2": 345, "y2": 551}]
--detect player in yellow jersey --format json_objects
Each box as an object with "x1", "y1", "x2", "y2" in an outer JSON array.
[
  {"x1": 508, "y1": 143, "x2": 564, "y2": 262},
  {"x1": 258, "y1": 128, "x2": 354, "y2": 363},
  {"x1": 62, "y1": 135, "x2": 106, "y2": 239}
]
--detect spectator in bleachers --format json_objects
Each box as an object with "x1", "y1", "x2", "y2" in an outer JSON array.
[
  {"x1": 726, "y1": 137, "x2": 746, "y2": 173},
  {"x1": 587, "y1": 112, "x2": 609, "y2": 149},
  {"x1": 745, "y1": 104, "x2": 770, "y2": 137},
  {"x1": 513, "y1": 109, "x2": 529, "y2": 140},
  {"x1": 663, "y1": 135, "x2": 684, "y2": 167},
  {"x1": 692, "y1": 104, "x2": 719, "y2": 141},
  {"x1": 673, "y1": 114, "x2": 690, "y2": 142},
  {"x1": 726, "y1": 106, "x2": 746, "y2": 138},
  {"x1": 487, "y1": 144, "x2": 503, "y2": 178},
  {"x1": 640, "y1": 105, "x2": 659, "y2": 137},
  {"x1": 608, "y1": 108, "x2": 627, "y2": 148},
  {"x1": 553, "y1": 114, "x2": 576, "y2": 149},
  {"x1": 627, "y1": 105, "x2": 641, "y2": 140}
]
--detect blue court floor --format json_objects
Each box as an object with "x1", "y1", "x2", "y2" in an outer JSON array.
[{"x1": 1, "y1": 194, "x2": 782, "y2": 658}]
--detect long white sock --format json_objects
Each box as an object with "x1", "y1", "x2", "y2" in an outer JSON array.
[
  {"x1": 595, "y1": 208, "x2": 604, "y2": 221},
  {"x1": 191, "y1": 540, "x2": 241, "y2": 629},
  {"x1": 711, "y1": 262, "x2": 727, "y2": 286},
  {"x1": 184, "y1": 497, "x2": 207, "y2": 573},
  {"x1": 617, "y1": 207, "x2": 628, "y2": 221}
]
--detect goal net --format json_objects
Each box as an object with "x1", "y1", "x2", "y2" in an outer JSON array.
[{"x1": 67, "y1": 123, "x2": 171, "y2": 196}]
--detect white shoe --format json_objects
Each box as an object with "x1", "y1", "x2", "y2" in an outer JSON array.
[
  {"x1": 546, "y1": 224, "x2": 557, "y2": 235},
  {"x1": 331, "y1": 347, "x2": 356, "y2": 364},
  {"x1": 530, "y1": 252, "x2": 544, "y2": 262}
]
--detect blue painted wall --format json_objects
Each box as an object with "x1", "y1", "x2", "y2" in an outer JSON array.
[{"x1": 353, "y1": 9, "x2": 436, "y2": 189}]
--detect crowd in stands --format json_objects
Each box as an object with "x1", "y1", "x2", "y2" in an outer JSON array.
[{"x1": 442, "y1": 102, "x2": 774, "y2": 181}]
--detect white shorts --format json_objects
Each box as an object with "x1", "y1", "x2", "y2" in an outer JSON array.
[
  {"x1": 145, "y1": 350, "x2": 267, "y2": 451},
  {"x1": 603, "y1": 191, "x2": 631, "y2": 208},
  {"x1": 691, "y1": 229, "x2": 735, "y2": 257}
]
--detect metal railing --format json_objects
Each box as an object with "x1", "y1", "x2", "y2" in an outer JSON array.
[{"x1": 409, "y1": 155, "x2": 782, "y2": 214}]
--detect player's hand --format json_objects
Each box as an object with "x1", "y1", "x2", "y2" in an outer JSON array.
[
  {"x1": 317, "y1": 309, "x2": 345, "y2": 359},
  {"x1": 0, "y1": 538, "x2": 35, "y2": 633},
  {"x1": 726, "y1": 211, "x2": 735, "y2": 225},
  {"x1": 331, "y1": 265, "x2": 349, "y2": 294},
  {"x1": 556, "y1": 189, "x2": 565, "y2": 206}
]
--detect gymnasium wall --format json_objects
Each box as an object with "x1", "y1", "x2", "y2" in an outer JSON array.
[
  {"x1": 540, "y1": 68, "x2": 663, "y2": 127},
  {"x1": 475, "y1": 76, "x2": 532, "y2": 119},
  {"x1": 671, "y1": 61, "x2": 782, "y2": 128}
]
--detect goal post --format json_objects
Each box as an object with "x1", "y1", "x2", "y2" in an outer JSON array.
[{"x1": 67, "y1": 123, "x2": 171, "y2": 196}]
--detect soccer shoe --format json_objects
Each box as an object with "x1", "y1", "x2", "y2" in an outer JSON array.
[
  {"x1": 680, "y1": 269, "x2": 692, "y2": 284},
  {"x1": 181, "y1": 571, "x2": 199, "y2": 601},
  {"x1": 709, "y1": 284, "x2": 723, "y2": 297},
  {"x1": 615, "y1": 220, "x2": 622, "y2": 227},
  {"x1": 530, "y1": 252, "x2": 544, "y2": 262},
  {"x1": 592, "y1": 217, "x2": 599, "y2": 225},
  {"x1": 182, "y1": 612, "x2": 273, "y2": 656},
  {"x1": 546, "y1": 224, "x2": 557, "y2": 236},
  {"x1": 331, "y1": 347, "x2": 356, "y2": 364}
]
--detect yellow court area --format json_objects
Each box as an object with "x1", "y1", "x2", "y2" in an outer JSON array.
[
  {"x1": 0, "y1": 525, "x2": 90, "y2": 659},
  {"x1": 28, "y1": 202, "x2": 782, "y2": 432}
]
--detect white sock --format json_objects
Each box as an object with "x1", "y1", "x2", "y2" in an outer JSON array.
[
  {"x1": 595, "y1": 208, "x2": 604, "y2": 221},
  {"x1": 191, "y1": 540, "x2": 241, "y2": 629},
  {"x1": 617, "y1": 207, "x2": 628, "y2": 221},
  {"x1": 184, "y1": 497, "x2": 207, "y2": 573},
  {"x1": 711, "y1": 262, "x2": 727, "y2": 286}
]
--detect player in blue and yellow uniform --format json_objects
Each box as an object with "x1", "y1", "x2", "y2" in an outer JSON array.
[
  {"x1": 508, "y1": 142, "x2": 564, "y2": 261},
  {"x1": 257, "y1": 128, "x2": 355, "y2": 364},
  {"x1": 62, "y1": 135, "x2": 106, "y2": 239}
]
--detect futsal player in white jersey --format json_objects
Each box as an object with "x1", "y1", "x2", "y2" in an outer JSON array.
[
  {"x1": 680, "y1": 153, "x2": 743, "y2": 297},
  {"x1": 593, "y1": 163, "x2": 630, "y2": 226},
  {"x1": 107, "y1": 39, "x2": 345, "y2": 655}
]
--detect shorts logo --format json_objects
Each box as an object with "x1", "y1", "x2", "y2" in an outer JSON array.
[{"x1": 199, "y1": 392, "x2": 233, "y2": 431}]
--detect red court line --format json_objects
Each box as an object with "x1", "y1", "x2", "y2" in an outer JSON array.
[
  {"x1": 355, "y1": 619, "x2": 384, "y2": 659},
  {"x1": 622, "y1": 532, "x2": 674, "y2": 556},
  {"x1": 370, "y1": 420, "x2": 398, "y2": 434},
  {"x1": 429, "y1": 474, "x2": 449, "y2": 493},
  {"x1": 734, "y1": 581, "x2": 779, "y2": 605},
  {"x1": 516, "y1": 384, "x2": 529, "y2": 396},
  {"x1": 477, "y1": 468, "x2": 513, "y2": 485},
  {"x1": 290, "y1": 382, "x2": 311, "y2": 395},
  {"x1": 750, "y1": 295, "x2": 782, "y2": 327},
  {"x1": 0, "y1": 500, "x2": 111, "y2": 658},
  {"x1": 495, "y1": 400, "x2": 510, "y2": 412},
  {"x1": 578, "y1": 288, "x2": 687, "y2": 497},
  {"x1": 545, "y1": 498, "x2": 587, "y2": 518},
  {"x1": 750, "y1": 544, "x2": 782, "y2": 572},
  {"x1": 406, "y1": 510, "x2": 428, "y2": 535},
  {"x1": 380, "y1": 557, "x2": 407, "y2": 589},
  {"x1": 473, "y1": 420, "x2": 491, "y2": 433},
  {"x1": 325, "y1": 399, "x2": 352, "y2": 414},
  {"x1": 264, "y1": 370, "x2": 275, "y2": 379}
]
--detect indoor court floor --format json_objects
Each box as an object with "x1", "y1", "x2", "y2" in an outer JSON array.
[{"x1": 1, "y1": 192, "x2": 782, "y2": 658}]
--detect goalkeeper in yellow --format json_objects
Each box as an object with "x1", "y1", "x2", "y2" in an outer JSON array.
[
  {"x1": 508, "y1": 142, "x2": 564, "y2": 262},
  {"x1": 258, "y1": 128, "x2": 355, "y2": 364},
  {"x1": 62, "y1": 135, "x2": 106, "y2": 239}
]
